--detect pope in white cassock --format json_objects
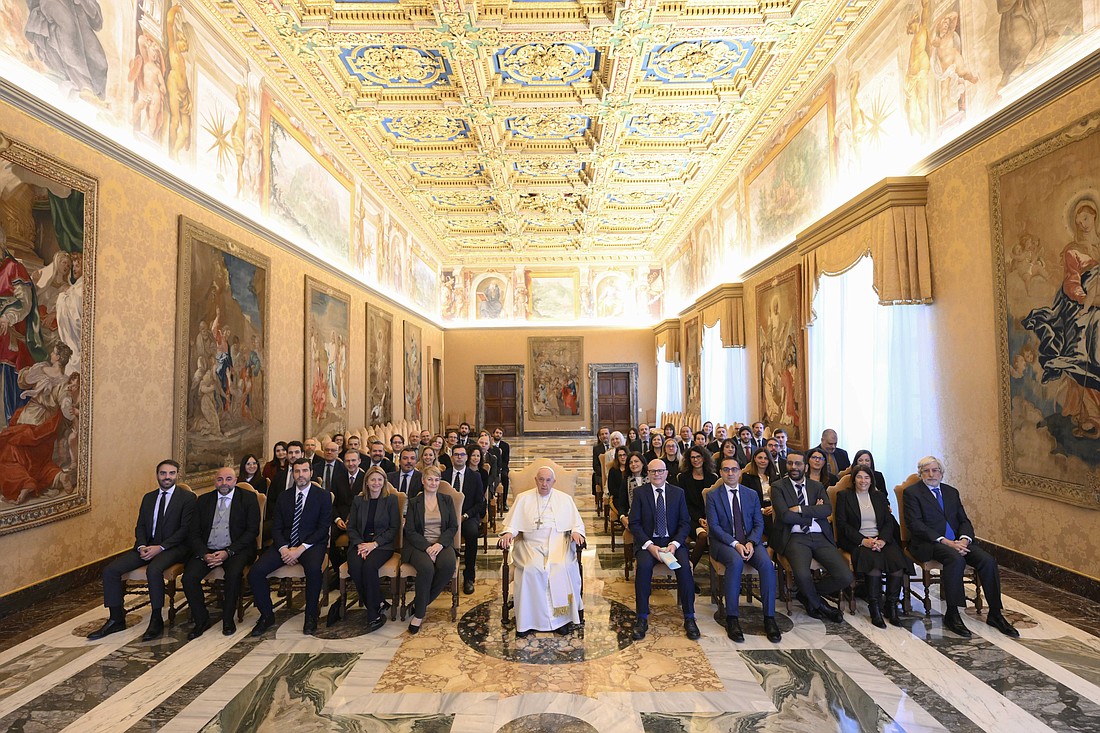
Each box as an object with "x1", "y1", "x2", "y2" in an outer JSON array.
[{"x1": 499, "y1": 467, "x2": 586, "y2": 635}]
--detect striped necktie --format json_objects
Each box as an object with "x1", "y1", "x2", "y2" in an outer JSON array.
[
  {"x1": 290, "y1": 490, "x2": 304, "y2": 546},
  {"x1": 655, "y1": 487, "x2": 667, "y2": 537}
]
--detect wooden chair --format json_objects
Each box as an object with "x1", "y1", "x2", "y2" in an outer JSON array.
[
  {"x1": 121, "y1": 483, "x2": 194, "y2": 625},
  {"x1": 198, "y1": 482, "x2": 267, "y2": 623},
  {"x1": 702, "y1": 483, "x2": 763, "y2": 616},
  {"x1": 398, "y1": 483, "x2": 460, "y2": 622},
  {"x1": 337, "y1": 490, "x2": 406, "y2": 622},
  {"x1": 775, "y1": 483, "x2": 847, "y2": 614},
  {"x1": 894, "y1": 476, "x2": 982, "y2": 616},
  {"x1": 262, "y1": 491, "x2": 332, "y2": 612},
  {"x1": 826, "y1": 478, "x2": 857, "y2": 614}
]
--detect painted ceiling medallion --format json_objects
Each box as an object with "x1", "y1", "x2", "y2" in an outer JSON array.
[
  {"x1": 505, "y1": 114, "x2": 591, "y2": 140},
  {"x1": 642, "y1": 40, "x2": 755, "y2": 83},
  {"x1": 383, "y1": 114, "x2": 470, "y2": 142},
  {"x1": 520, "y1": 192, "x2": 584, "y2": 215},
  {"x1": 430, "y1": 191, "x2": 495, "y2": 207},
  {"x1": 513, "y1": 160, "x2": 585, "y2": 177},
  {"x1": 411, "y1": 160, "x2": 484, "y2": 178},
  {"x1": 339, "y1": 45, "x2": 451, "y2": 88},
  {"x1": 493, "y1": 43, "x2": 598, "y2": 85},
  {"x1": 624, "y1": 112, "x2": 715, "y2": 138}
]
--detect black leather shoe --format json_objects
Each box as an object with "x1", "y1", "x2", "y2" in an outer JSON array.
[
  {"x1": 943, "y1": 610, "x2": 972, "y2": 638},
  {"x1": 763, "y1": 616, "x2": 783, "y2": 643},
  {"x1": 725, "y1": 617, "x2": 744, "y2": 642},
  {"x1": 365, "y1": 616, "x2": 386, "y2": 634},
  {"x1": 632, "y1": 617, "x2": 648, "y2": 640},
  {"x1": 986, "y1": 611, "x2": 1020, "y2": 637},
  {"x1": 142, "y1": 615, "x2": 165, "y2": 642},
  {"x1": 515, "y1": 628, "x2": 535, "y2": 638},
  {"x1": 187, "y1": 618, "x2": 210, "y2": 641},
  {"x1": 820, "y1": 603, "x2": 844, "y2": 623},
  {"x1": 463, "y1": 579, "x2": 475, "y2": 595},
  {"x1": 303, "y1": 616, "x2": 318, "y2": 635},
  {"x1": 407, "y1": 621, "x2": 421, "y2": 634},
  {"x1": 886, "y1": 603, "x2": 903, "y2": 627},
  {"x1": 222, "y1": 620, "x2": 236, "y2": 636},
  {"x1": 870, "y1": 604, "x2": 886, "y2": 629},
  {"x1": 553, "y1": 622, "x2": 574, "y2": 635},
  {"x1": 684, "y1": 618, "x2": 701, "y2": 640},
  {"x1": 87, "y1": 618, "x2": 126, "y2": 640},
  {"x1": 250, "y1": 614, "x2": 275, "y2": 637}
]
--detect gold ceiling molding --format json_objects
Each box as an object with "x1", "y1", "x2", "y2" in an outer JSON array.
[
  {"x1": 653, "y1": 318, "x2": 682, "y2": 364},
  {"x1": 691, "y1": 283, "x2": 747, "y2": 348}
]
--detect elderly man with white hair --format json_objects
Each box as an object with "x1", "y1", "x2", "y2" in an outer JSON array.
[{"x1": 500, "y1": 467, "x2": 586, "y2": 637}]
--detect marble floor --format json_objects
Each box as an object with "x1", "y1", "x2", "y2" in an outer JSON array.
[{"x1": 1, "y1": 437, "x2": 1098, "y2": 732}]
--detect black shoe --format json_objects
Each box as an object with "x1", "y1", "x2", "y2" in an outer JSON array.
[
  {"x1": 303, "y1": 616, "x2": 318, "y2": 635},
  {"x1": 943, "y1": 610, "x2": 972, "y2": 638},
  {"x1": 986, "y1": 611, "x2": 1020, "y2": 638},
  {"x1": 763, "y1": 616, "x2": 783, "y2": 643},
  {"x1": 222, "y1": 620, "x2": 236, "y2": 636},
  {"x1": 187, "y1": 617, "x2": 210, "y2": 641},
  {"x1": 885, "y1": 601, "x2": 903, "y2": 627},
  {"x1": 870, "y1": 604, "x2": 886, "y2": 629},
  {"x1": 694, "y1": 582, "x2": 701, "y2": 595},
  {"x1": 250, "y1": 614, "x2": 275, "y2": 637},
  {"x1": 407, "y1": 620, "x2": 421, "y2": 634},
  {"x1": 684, "y1": 618, "x2": 701, "y2": 640},
  {"x1": 632, "y1": 617, "x2": 648, "y2": 640},
  {"x1": 87, "y1": 618, "x2": 126, "y2": 640},
  {"x1": 515, "y1": 628, "x2": 535, "y2": 638},
  {"x1": 553, "y1": 622, "x2": 574, "y2": 635},
  {"x1": 820, "y1": 602, "x2": 844, "y2": 623},
  {"x1": 725, "y1": 617, "x2": 744, "y2": 642},
  {"x1": 365, "y1": 616, "x2": 386, "y2": 634},
  {"x1": 142, "y1": 615, "x2": 165, "y2": 642},
  {"x1": 463, "y1": 579, "x2": 475, "y2": 595}
]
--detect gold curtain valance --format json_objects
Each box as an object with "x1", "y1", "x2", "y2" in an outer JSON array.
[
  {"x1": 696, "y1": 284, "x2": 746, "y2": 347},
  {"x1": 797, "y1": 177, "x2": 932, "y2": 325},
  {"x1": 653, "y1": 319, "x2": 681, "y2": 364}
]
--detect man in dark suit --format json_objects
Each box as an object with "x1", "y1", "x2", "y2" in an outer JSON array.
[
  {"x1": 88, "y1": 459, "x2": 197, "y2": 641},
  {"x1": 477, "y1": 432, "x2": 501, "y2": 497},
  {"x1": 365, "y1": 440, "x2": 396, "y2": 474},
  {"x1": 182, "y1": 466, "x2": 260, "y2": 639},
  {"x1": 266, "y1": 440, "x2": 304, "y2": 545},
  {"x1": 388, "y1": 446, "x2": 423, "y2": 499},
  {"x1": 706, "y1": 424, "x2": 726, "y2": 454},
  {"x1": 321, "y1": 440, "x2": 353, "y2": 567},
  {"x1": 813, "y1": 429, "x2": 850, "y2": 476},
  {"x1": 630, "y1": 423, "x2": 651, "y2": 455},
  {"x1": 770, "y1": 452, "x2": 852, "y2": 623},
  {"x1": 304, "y1": 437, "x2": 325, "y2": 477},
  {"x1": 591, "y1": 426, "x2": 610, "y2": 498},
  {"x1": 457, "y1": 422, "x2": 473, "y2": 447},
  {"x1": 708, "y1": 458, "x2": 782, "y2": 642},
  {"x1": 734, "y1": 426, "x2": 755, "y2": 467},
  {"x1": 248, "y1": 457, "x2": 333, "y2": 636},
  {"x1": 903, "y1": 456, "x2": 1018, "y2": 638},
  {"x1": 628, "y1": 459, "x2": 700, "y2": 641},
  {"x1": 773, "y1": 429, "x2": 790, "y2": 468},
  {"x1": 750, "y1": 422, "x2": 767, "y2": 451},
  {"x1": 442, "y1": 444, "x2": 484, "y2": 595},
  {"x1": 677, "y1": 425, "x2": 694, "y2": 456},
  {"x1": 492, "y1": 427, "x2": 511, "y2": 509},
  {"x1": 385, "y1": 433, "x2": 405, "y2": 464}
]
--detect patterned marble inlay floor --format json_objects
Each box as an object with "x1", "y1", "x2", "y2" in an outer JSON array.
[{"x1": 0, "y1": 436, "x2": 1098, "y2": 733}]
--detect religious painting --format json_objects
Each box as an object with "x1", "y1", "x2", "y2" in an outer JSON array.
[
  {"x1": 305, "y1": 277, "x2": 350, "y2": 439},
  {"x1": 991, "y1": 109, "x2": 1100, "y2": 509},
  {"x1": 174, "y1": 217, "x2": 268, "y2": 488},
  {"x1": 683, "y1": 317, "x2": 701, "y2": 417},
  {"x1": 529, "y1": 337, "x2": 583, "y2": 420},
  {"x1": 410, "y1": 253, "x2": 437, "y2": 313},
  {"x1": 475, "y1": 275, "x2": 508, "y2": 320},
  {"x1": 262, "y1": 96, "x2": 352, "y2": 265},
  {"x1": 403, "y1": 321, "x2": 422, "y2": 422},
  {"x1": 366, "y1": 305, "x2": 392, "y2": 424},
  {"x1": 756, "y1": 266, "x2": 806, "y2": 448},
  {"x1": 527, "y1": 271, "x2": 578, "y2": 320},
  {"x1": 746, "y1": 83, "x2": 835, "y2": 250},
  {"x1": 645, "y1": 267, "x2": 665, "y2": 319},
  {"x1": 0, "y1": 132, "x2": 96, "y2": 535},
  {"x1": 594, "y1": 272, "x2": 630, "y2": 319}
]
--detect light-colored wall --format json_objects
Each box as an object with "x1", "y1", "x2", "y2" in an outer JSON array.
[
  {"x1": 0, "y1": 100, "x2": 443, "y2": 598},
  {"x1": 442, "y1": 328, "x2": 656, "y2": 433}
]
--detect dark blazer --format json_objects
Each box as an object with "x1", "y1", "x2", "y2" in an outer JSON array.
[
  {"x1": 272, "y1": 484, "x2": 333, "y2": 549},
  {"x1": 591, "y1": 442, "x2": 609, "y2": 484},
  {"x1": 705, "y1": 440, "x2": 722, "y2": 455},
  {"x1": 494, "y1": 440, "x2": 511, "y2": 473},
  {"x1": 834, "y1": 488, "x2": 896, "y2": 553},
  {"x1": 268, "y1": 467, "x2": 295, "y2": 510},
  {"x1": 134, "y1": 486, "x2": 196, "y2": 551},
  {"x1": 734, "y1": 443, "x2": 755, "y2": 468},
  {"x1": 189, "y1": 488, "x2": 260, "y2": 558},
  {"x1": 309, "y1": 455, "x2": 325, "y2": 477},
  {"x1": 438, "y1": 452, "x2": 452, "y2": 472},
  {"x1": 320, "y1": 461, "x2": 352, "y2": 523},
  {"x1": 402, "y1": 492, "x2": 459, "y2": 562},
  {"x1": 388, "y1": 469, "x2": 424, "y2": 500},
  {"x1": 484, "y1": 445, "x2": 502, "y2": 489},
  {"x1": 769, "y1": 476, "x2": 835, "y2": 553},
  {"x1": 678, "y1": 440, "x2": 693, "y2": 456},
  {"x1": 366, "y1": 457, "x2": 397, "y2": 474},
  {"x1": 706, "y1": 483, "x2": 765, "y2": 548},
  {"x1": 677, "y1": 471, "x2": 717, "y2": 529},
  {"x1": 442, "y1": 466, "x2": 485, "y2": 520},
  {"x1": 643, "y1": 448, "x2": 660, "y2": 464},
  {"x1": 628, "y1": 482, "x2": 691, "y2": 552},
  {"x1": 347, "y1": 492, "x2": 401, "y2": 553},
  {"x1": 740, "y1": 473, "x2": 772, "y2": 507},
  {"x1": 240, "y1": 472, "x2": 268, "y2": 495},
  {"x1": 813, "y1": 446, "x2": 851, "y2": 473},
  {"x1": 902, "y1": 480, "x2": 976, "y2": 562}
]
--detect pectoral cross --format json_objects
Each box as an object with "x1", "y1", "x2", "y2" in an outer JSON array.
[{"x1": 535, "y1": 518, "x2": 544, "y2": 529}]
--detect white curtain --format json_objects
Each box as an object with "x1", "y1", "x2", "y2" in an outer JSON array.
[
  {"x1": 656, "y1": 344, "x2": 683, "y2": 415},
  {"x1": 702, "y1": 324, "x2": 748, "y2": 425},
  {"x1": 808, "y1": 256, "x2": 942, "y2": 505}
]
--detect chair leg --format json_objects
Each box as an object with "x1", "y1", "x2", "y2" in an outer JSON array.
[
  {"x1": 399, "y1": 577, "x2": 409, "y2": 621},
  {"x1": 390, "y1": 575, "x2": 400, "y2": 621},
  {"x1": 502, "y1": 553, "x2": 511, "y2": 626},
  {"x1": 167, "y1": 579, "x2": 179, "y2": 625}
]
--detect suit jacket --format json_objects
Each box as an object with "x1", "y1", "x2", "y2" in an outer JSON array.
[
  {"x1": 240, "y1": 472, "x2": 268, "y2": 495},
  {"x1": 494, "y1": 440, "x2": 510, "y2": 471},
  {"x1": 438, "y1": 452, "x2": 452, "y2": 472},
  {"x1": 834, "y1": 488, "x2": 896, "y2": 553},
  {"x1": 268, "y1": 467, "x2": 296, "y2": 518},
  {"x1": 442, "y1": 466, "x2": 485, "y2": 520},
  {"x1": 308, "y1": 455, "x2": 325, "y2": 477},
  {"x1": 319, "y1": 461, "x2": 352, "y2": 523},
  {"x1": 678, "y1": 440, "x2": 693, "y2": 456},
  {"x1": 485, "y1": 445, "x2": 502, "y2": 489},
  {"x1": 366, "y1": 457, "x2": 397, "y2": 474},
  {"x1": 705, "y1": 440, "x2": 722, "y2": 455},
  {"x1": 347, "y1": 493, "x2": 401, "y2": 552},
  {"x1": 740, "y1": 473, "x2": 772, "y2": 507},
  {"x1": 902, "y1": 481, "x2": 976, "y2": 562},
  {"x1": 189, "y1": 488, "x2": 260, "y2": 558},
  {"x1": 388, "y1": 469, "x2": 424, "y2": 499},
  {"x1": 591, "y1": 442, "x2": 610, "y2": 483},
  {"x1": 813, "y1": 445, "x2": 851, "y2": 473},
  {"x1": 734, "y1": 443, "x2": 755, "y2": 468},
  {"x1": 272, "y1": 484, "x2": 333, "y2": 549},
  {"x1": 402, "y1": 492, "x2": 458, "y2": 562},
  {"x1": 706, "y1": 483, "x2": 765, "y2": 548},
  {"x1": 769, "y1": 476, "x2": 836, "y2": 553},
  {"x1": 133, "y1": 486, "x2": 196, "y2": 551},
  {"x1": 628, "y1": 482, "x2": 691, "y2": 552}
]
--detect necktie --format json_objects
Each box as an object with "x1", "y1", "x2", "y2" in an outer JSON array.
[
  {"x1": 826, "y1": 452, "x2": 839, "y2": 476},
  {"x1": 655, "y1": 487, "x2": 667, "y2": 538},
  {"x1": 290, "y1": 490, "x2": 304, "y2": 547},
  {"x1": 153, "y1": 489, "x2": 168, "y2": 542},
  {"x1": 796, "y1": 484, "x2": 806, "y2": 505},
  {"x1": 730, "y1": 488, "x2": 745, "y2": 543},
  {"x1": 400, "y1": 473, "x2": 409, "y2": 494},
  {"x1": 454, "y1": 471, "x2": 462, "y2": 493},
  {"x1": 325, "y1": 463, "x2": 333, "y2": 490},
  {"x1": 931, "y1": 487, "x2": 956, "y2": 540}
]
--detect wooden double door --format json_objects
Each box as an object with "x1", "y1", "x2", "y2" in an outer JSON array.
[
  {"x1": 596, "y1": 371, "x2": 632, "y2": 434},
  {"x1": 482, "y1": 373, "x2": 517, "y2": 435}
]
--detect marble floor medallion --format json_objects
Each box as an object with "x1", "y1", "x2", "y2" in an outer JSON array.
[
  {"x1": 497, "y1": 713, "x2": 600, "y2": 733},
  {"x1": 709, "y1": 604, "x2": 794, "y2": 636}
]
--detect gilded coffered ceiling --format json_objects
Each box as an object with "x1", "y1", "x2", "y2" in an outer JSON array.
[{"x1": 206, "y1": 0, "x2": 880, "y2": 266}]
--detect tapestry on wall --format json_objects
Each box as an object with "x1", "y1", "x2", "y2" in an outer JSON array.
[
  {"x1": 403, "y1": 322, "x2": 422, "y2": 422},
  {"x1": 174, "y1": 217, "x2": 269, "y2": 488},
  {"x1": 305, "y1": 277, "x2": 350, "y2": 439},
  {"x1": 0, "y1": 132, "x2": 96, "y2": 535},
  {"x1": 991, "y1": 109, "x2": 1100, "y2": 509},
  {"x1": 529, "y1": 337, "x2": 583, "y2": 420},
  {"x1": 683, "y1": 317, "x2": 701, "y2": 417},
  {"x1": 366, "y1": 304, "x2": 392, "y2": 424},
  {"x1": 756, "y1": 265, "x2": 807, "y2": 448}
]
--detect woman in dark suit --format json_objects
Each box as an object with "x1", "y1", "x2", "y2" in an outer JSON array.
[
  {"x1": 740, "y1": 448, "x2": 777, "y2": 540},
  {"x1": 851, "y1": 449, "x2": 888, "y2": 494},
  {"x1": 806, "y1": 447, "x2": 838, "y2": 488},
  {"x1": 643, "y1": 433, "x2": 663, "y2": 464},
  {"x1": 678, "y1": 445, "x2": 717, "y2": 565},
  {"x1": 606, "y1": 446, "x2": 629, "y2": 521},
  {"x1": 402, "y1": 466, "x2": 458, "y2": 633},
  {"x1": 347, "y1": 466, "x2": 401, "y2": 633},
  {"x1": 610, "y1": 451, "x2": 647, "y2": 528},
  {"x1": 835, "y1": 465, "x2": 905, "y2": 628},
  {"x1": 238, "y1": 454, "x2": 268, "y2": 494}
]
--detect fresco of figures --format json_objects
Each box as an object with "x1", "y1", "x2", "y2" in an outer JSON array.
[
  {"x1": 305, "y1": 278, "x2": 350, "y2": 439},
  {"x1": 366, "y1": 305, "x2": 393, "y2": 424},
  {"x1": 0, "y1": 133, "x2": 96, "y2": 535},
  {"x1": 403, "y1": 322, "x2": 422, "y2": 422},
  {"x1": 529, "y1": 337, "x2": 583, "y2": 420}
]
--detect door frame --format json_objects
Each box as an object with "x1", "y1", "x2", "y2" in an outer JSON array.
[
  {"x1": 588, "y1": 362, "x2": 639, "y2": 433},
  {"x1": 475, "y1": 364, "x2": 525, "y2": 436}
]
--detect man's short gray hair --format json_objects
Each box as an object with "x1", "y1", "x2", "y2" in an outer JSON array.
[{"x1": 917, "y1": 456, "x2": 945, "y2": 474}]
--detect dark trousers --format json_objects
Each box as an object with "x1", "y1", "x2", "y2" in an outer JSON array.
[
  {"x1": 931, "y1": 541, "x2": 1003, "y2": 611},
  {"x1": 329, "y1": 530, "x2": 349, "y2": 569},
  {"x1": 634, "y1": 542, "x2": 695, "y2": 618},
  {"x1": 782, "y1": 533, "x2": 854, "y2": 610},
  {"x1": 711, "y1": 542, "x2": 777, "y2": 617},
  {"x1": 102, "y1": 546, "x2": 189, "y2": 611},
  {"x1": 181, "y1": 549, "x2": 254, "y2": 624},
  {"x1": 407, "y1": 546, "x2": 457, "y2": 619},
  {"x1": 501, "y1": 470, "x2": 509, "y2": 506},
  {"x1": 247, "y1": 543, "x2": 327, "y2": 618},
  {"x1": 460, "y1": 516, "x2": 480, "y2": 582},
  {"x1": 348, "y1": 548, "x2": 394, "y2": 621}
]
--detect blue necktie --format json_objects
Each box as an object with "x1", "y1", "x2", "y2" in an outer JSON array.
[
  {"x1": 290, "y1": 491, "x2": 304, "y2": 546},
  {"x1": 931, "y1": 486, "x2": 955, "y2": 541},
  {"x1": 655, "y1": 487, "x2": 667, "y2": 538}
]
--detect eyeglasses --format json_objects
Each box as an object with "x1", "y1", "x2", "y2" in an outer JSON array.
[
  {"x1": 650, "y1": 468, "x2": 668, "y2": 474},
  {"x1": 720, "y1": 467, "x2": 739, "y2": 473}
]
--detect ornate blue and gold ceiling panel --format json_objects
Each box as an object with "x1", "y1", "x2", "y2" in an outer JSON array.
[
  {"x1": 641, "y1": 40, "x2": 755, "y2": 83},
  {"x1": 339, "y1": 45, "x2": 452, "y2": 88},
  {"x1": 504, "y1": 114, "x2": 592, "y2": 140},
  {"x1": 493, "y1": 43, "x2": 600, "y2": 86},
  {"x1": 382, "y1": 114, "x2": 471, "y2": 143},
  {"x1": 410, "y1": 160, "x2": 486, "y2": 179},
  {"x1": 623, "y1": 111, "x2": 717, "y2": 139}
]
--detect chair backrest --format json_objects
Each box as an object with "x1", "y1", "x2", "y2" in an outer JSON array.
[
  {"x1": 177, "y1": 483, "x2": 193, "y2": 493},
  {"x1": 435, "y1": 481, "x2": 463, "y2": 551},
  {"x1": 509, "y1": 457, "x2": 579, "y2": 498},
  {"x1": 825, "y1": 482, "x2": 841, "y2": 532},
  {"x1": 394, "y1": 491, "x2": 407, "y2": 549},
  {"x1": 893, "y1": 473, "x2": 919, "y2": 543},
  {"x1": 235, "y1": 481, "x2": 267, "y2": 549}
]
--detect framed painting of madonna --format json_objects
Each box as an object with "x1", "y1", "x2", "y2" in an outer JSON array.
[
  {"x1": 0, "y1": 132, "x2": 97, "y2": 535},
  {"x1": 991, "y1": 110, "x2": 1100, "y2": 509}
]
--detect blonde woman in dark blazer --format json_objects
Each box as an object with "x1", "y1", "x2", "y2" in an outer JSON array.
[
  {"x1": 346, "y1": 466, "x2": 401, "y2": 633},
  {"x1": 402, "y1": 466, "x2": 458, "y2": 633}
]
